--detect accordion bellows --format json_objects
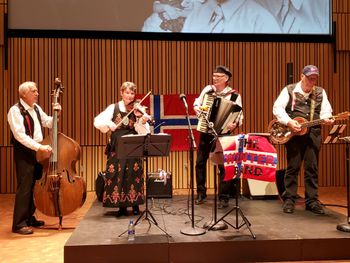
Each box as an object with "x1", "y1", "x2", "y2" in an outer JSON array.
[{"x1": 197, "y1": 93, "x2": 242, "y2": 135}]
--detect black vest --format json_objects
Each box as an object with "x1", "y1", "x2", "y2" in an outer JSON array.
[
  {"x1": 11, "y1": 102, "x2": 43, "y2": 149},
  {"x1": 285, "y1": 84, "x2": 323, "y2": 121}
]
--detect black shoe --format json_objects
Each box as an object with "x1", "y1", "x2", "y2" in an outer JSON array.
[
  {"x1": 28, "y1": 217, "x2": 45, "y2": 227},
  {"x1": 195, "y1": 195, "x2": 206, "y2": 205},
  {"x1": 218, "y1": 199, "x2": 229, "y2": 209},
  {"x1": 306, "y1": 201, "x2": 325, "y2": 215},
  {"x1": 13, "y1": 226, "x2": 34, "y2": 235},
  {"x1": 116, "y1": 207, "x2": 127, "y2": 217},
  {"x1": 132, "y1": 205, "x2": 140, "y2": 215},
  {"x1": 283, "y1": 199, "x2": 295, "y2": 213}
]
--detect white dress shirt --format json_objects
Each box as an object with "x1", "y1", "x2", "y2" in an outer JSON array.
[
  {"x1": 7, "y1": 98, "x2": 53, "y2": 151},
  {"x1": 182, "y1": 0, "x2": 281, "y2": 33},
  {"x1": 273, "y1": 81, "x2": 333, "y2": 125},
  {"x1": 94, "y1": 101, "x2": 150, "y2": 134}
]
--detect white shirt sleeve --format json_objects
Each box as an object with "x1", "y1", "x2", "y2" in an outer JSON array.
[
  {"x1": 94, "y1": 104, "x2": 116, "y2": 133},
  {"x1": 273, "y1": 86, "x2": 293, "y2": 125},
  {"x1": 36, "y1": 104, "x2": 53, "y2": 129},
  {"x1": 193, "y1": 85, "x2": 213, "y2": 107},
  {"x1": 134, "y1": 119, "x2": 151, "y2": 135},
  {"x1": 320, "y1": 89, "x2": 333, "y2": 119},
  {"x1": 7, "y1": 105, "x2": 51, "y2": 151}
]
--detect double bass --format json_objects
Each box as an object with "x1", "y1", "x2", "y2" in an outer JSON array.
[{"x1": 34, "y1": 78, "x2": 86, "y2": 229}]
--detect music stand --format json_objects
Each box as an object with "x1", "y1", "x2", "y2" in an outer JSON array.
[
  {"x1": 323, "y1": 124, "x2": 347, "y2": 144},
  {"x1": 117, "y1": 133, "x2": 172, "y2": 237},
  {"x1": 208, "y1": 135, "x2": 256, "y2": 239}
]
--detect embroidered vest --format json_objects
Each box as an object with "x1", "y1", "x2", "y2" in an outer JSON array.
[{"x1": 285, "y1": 84, "x2": 323, "y2": 122}]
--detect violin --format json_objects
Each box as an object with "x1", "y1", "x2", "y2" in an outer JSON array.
[
  {"x1": 114, "y1": 91, "x2": 153, "y2": 129},
  {"x1": 132, "y1": 100, "x2": 153, "y2": 122}
]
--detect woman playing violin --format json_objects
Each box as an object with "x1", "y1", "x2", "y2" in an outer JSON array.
[{"x1": 94, "y1": 81, "x2": 151, "y2": 216}]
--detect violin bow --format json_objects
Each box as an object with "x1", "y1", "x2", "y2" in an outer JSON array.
[{"x1": 114, "y1": 91, "x2": 152, "y2": 129}]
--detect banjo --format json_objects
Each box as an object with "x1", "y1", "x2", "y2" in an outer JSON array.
[{"x1": 268, "y1": 111, "x2": 350, "y2": 144}]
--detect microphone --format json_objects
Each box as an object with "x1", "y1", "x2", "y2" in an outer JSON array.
[{"x1": 179, "y1": 93, "x2": 188, "y2": 109}]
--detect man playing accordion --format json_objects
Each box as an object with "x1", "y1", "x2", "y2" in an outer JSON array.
[{"x1": 193, "y1": 65, "x2": 243, "y2": 208}]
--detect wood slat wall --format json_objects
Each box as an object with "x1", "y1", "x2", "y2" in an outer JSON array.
[{"x1": 1, "y1": 2, "x2": 349, "y2": 193}]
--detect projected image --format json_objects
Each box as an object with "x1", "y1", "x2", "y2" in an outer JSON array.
[
  {"x1": 142, "y1": 0, "x2": 330, "y2": 34},
  {"x1": 142, "y1": 0, "x2": 203, "y2": 32},
  {"x1": 256, "y1": 0, "x2": 330, "y2": 34},
  {"x1": 8, "y1": 0, "x2": 331, "y2": 35}
]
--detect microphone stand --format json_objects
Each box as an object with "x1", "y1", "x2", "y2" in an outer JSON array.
[
  {"x1": 180, "y1": 102, "x2": 206, "y2": 236},
  {"x1": 202, "y1": 117, "x2": 228, "y2": 231}
]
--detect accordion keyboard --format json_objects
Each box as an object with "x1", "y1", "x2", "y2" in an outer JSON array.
[{"x1": 196, "y1": 93, "x2": 215, "y2": 133}]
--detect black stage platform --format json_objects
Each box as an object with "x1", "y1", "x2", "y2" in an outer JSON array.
[{"x1": 65, "y1": 196, "x2": 350, "y2": 263}]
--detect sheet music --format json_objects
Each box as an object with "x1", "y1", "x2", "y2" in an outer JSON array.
[{"x1": 122, "y1": 133, "x2": 170, "y2": 137}]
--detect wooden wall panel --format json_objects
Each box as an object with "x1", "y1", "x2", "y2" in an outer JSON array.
[
  {"x1": 1, "y1": 3, "x2": 350, "y2": 194},
  {"x1": 333, "y1": 14, "x2": 350, "y2": 51},
  {"x1": 0, "y1": 2, "x2": 4, "y2": 46},
  {"x1": 333, "y1": 0, "x2": 350, "y2": 13}
]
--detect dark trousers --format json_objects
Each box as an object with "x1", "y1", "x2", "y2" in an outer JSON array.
[
  {"x1": 12, "y1": 147, "x2": 41, "y2": 231},
  {"x1": 282, "y1": 129, "x2": 321, "y2": 205},
  {"x1": 195, "y1": 133, "x2": 230, "y2": 201}
]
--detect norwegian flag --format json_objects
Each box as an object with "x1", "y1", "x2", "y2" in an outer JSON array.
[
  {"x1": 136, "y1": 94, "x2": 200, "y2": 151},
  {"x1": 218, "y1": 134, "x2": 277, "y2": 182}
]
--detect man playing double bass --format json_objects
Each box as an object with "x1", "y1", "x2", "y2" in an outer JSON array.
[{"x1": 8, "y1": 81, "x2": 61, "y2": 235}]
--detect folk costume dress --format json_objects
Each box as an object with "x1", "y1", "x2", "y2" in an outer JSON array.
[{"x1": 94, "y1": 101, "x2": 150, "y2": 208}]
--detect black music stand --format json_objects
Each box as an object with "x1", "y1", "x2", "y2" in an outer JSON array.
[
  {"x1": 337, "y1": 136, "x2": 350, "y2": 232},
  {"x1": 323, "y1": 124, "x2": 347, "y2": 144},
  {"x1": 117, "y1": 133, "x2": 172, "y2": 237},
  {"x1": 208, "y1": 136, "x2": 256, "y2": 239},
  {"x1": 321, "y1": 125, "x2": 349, "y2": 213}
]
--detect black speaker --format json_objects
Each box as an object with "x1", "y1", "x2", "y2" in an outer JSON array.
[{"x1": 147, "y1": 171, "x2": 172, "y2": 198}]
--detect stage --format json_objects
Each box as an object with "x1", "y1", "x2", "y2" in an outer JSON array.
[{"x1": 64, "y1": 196, "x2": 350, "y2": 263}]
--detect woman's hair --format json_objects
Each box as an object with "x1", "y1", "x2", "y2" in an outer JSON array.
[
  {"x1": 18, "y1": 81, "x2": 37, "y2": 97},
  {"x1": 120, "y1": 81, "x2": 137, "y2": 92}
]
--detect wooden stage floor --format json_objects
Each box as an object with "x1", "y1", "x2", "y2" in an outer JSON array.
[
  {"x1": 66, "y1": 189, "x2": 350, "y2": 263},
  {"x1": 1, "y1": 188, "x2": 350, "y2": 263}
]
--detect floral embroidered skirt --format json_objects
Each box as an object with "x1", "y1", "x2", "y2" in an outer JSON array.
[{"x1": 102, "y1": 154, "x2": 145, "y2": 208}]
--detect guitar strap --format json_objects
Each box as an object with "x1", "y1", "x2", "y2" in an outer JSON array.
[{"x1": 309, "y1": 86, "x2": 317, "y2": 121}]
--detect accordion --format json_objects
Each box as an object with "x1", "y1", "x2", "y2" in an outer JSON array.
[{"x1": 196, "y1": 93, "x2": 242, "y2": 134}]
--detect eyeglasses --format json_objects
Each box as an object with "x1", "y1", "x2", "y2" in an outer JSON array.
[{"x1": 213, "y1": 73, "x2": 226, "y2": 78}]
